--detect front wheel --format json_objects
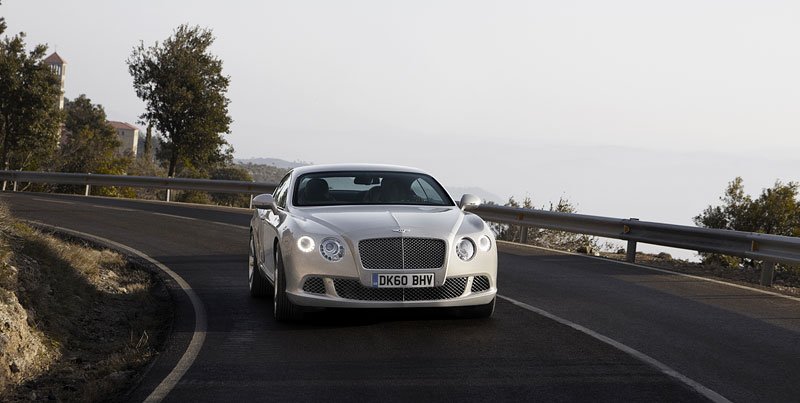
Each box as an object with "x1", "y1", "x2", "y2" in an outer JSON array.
[
  {"x1": 249, "y1": 234, "x2": 271, "y2": 297},
  {"x1": 273, "y1": 247, "x2": 303, "y2": 321}
]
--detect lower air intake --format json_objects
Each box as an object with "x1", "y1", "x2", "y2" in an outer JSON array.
[
  {"x1": 302, "y1": 277, "x2": 326, "y2": 294},
  {"x1": 471, "y1": 276, "x2": 491, "y2": 292}
]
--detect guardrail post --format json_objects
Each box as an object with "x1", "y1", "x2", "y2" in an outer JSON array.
[
  {"x1": 249, "y1": 194, "x2": 254, "y2": 209},
  {"x1": 626, "y1": 240, "x2": 637, "y2": 262},
  {"x1": 1, "y1": 181, "x2": 6, "y2": 191},
  {"x1": 760, "y1": 261, "x2": 775, "y2": 287},
  {"x1": 626, "y1": 218, "x2": 639, "y2": 262},
  {"x1": 166, "y1": 188, "x2": 171, "y2": 202},
  {"x1": 519, "y1": 225, "x2": 528, "y2": 244},
  {"x1": 12, "y1": 181, "x2": 17, "y2": 192},
  {"x1": 84, "y1": 184, "x2": 90, "y2": 196}
]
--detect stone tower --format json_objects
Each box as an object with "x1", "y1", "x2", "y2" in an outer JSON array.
[{"x1": 44, "y1": 52, "x2": 67, "y2": 109}]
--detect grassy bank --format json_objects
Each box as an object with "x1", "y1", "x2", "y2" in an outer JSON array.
[{"x1": 0, "y1": 203, "x2": 172, "y2": 401}]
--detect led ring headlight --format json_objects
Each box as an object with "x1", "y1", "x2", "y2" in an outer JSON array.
[{"x1": 297, "y1": 236, "x2": 315, "y2": 253}]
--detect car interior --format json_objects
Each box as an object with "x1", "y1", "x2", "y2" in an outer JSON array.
[{"x1": 294, "y1": 173, "x2": 450, "y2": 206}]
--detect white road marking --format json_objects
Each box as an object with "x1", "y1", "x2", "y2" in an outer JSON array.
[
  {"x1": 91, "y1": 205, "x2": 137, "y2": 212},
  {"x1": 31, "y1": 197, "x2": 74, "y2": 205},
  {"x1": 498, "y1": 241, "x2": 800, "y2": 303},
  {"x1": 497, "y1": 294, "x2": 731, "y2": 403},
  {"x1": 25, "y1": 220, "x2": 207, "y2": 403},
  {"x1": 150, "y1": 212, "x2": 247, "y2": 230},
  {"x1": 151, "y1": 212, "x2": 200, "y2": 221}
]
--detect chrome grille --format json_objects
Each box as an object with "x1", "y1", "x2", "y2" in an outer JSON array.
[
  {"x1": 302, "y1": 277, "x2": 326, "y2": 294},
  {"x1": 471, "y1": 276, "x2": 490, "y2": 292},
  {"x1": 358, "y1": 237, "x2": 446, "y2": 270},
  {"x1": 333, "y1": 277, "x2": 468, "y2": 301}
]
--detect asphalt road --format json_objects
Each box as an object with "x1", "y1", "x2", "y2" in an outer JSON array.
[{"x1": 3, "y1": 192, "x2": 799, "y2": 402}]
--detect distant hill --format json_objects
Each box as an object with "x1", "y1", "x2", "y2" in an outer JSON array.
[
  {"x1": 445, "y1": 186, "x2": 503, "y2": 204},
  {"x1": 235, "y1": 162, "x2": 290, "y2": 183},
  {"x1": 235, "y1": 157, "x2": 311, "y2": 169}
]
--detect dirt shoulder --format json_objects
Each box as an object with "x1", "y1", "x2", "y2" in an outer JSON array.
[{"x1": 0, "y1": 205, "x2": 173, "y2": 401}]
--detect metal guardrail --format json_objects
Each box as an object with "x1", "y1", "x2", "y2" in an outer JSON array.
[
  {"x1": 474, "y1": 204, "x2": 800, "y2": 286},
  {"x1": 2, "y1": 170, "x2": 796, "y2": 286},
  {"x1": 0, "y1": 170, "x2": 276, "y2": 202}
]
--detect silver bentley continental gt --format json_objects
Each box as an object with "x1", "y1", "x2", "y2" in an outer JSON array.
[{"x1": 248, "y1": 164, "x2": 497, "y2": 321}]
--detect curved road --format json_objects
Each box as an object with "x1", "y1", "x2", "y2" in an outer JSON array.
[{"x1": 2, "y1": 192, "x2": 798, "y2": 402}]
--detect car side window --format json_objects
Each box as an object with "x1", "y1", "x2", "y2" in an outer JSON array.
[{"x1": 273, "y1": 173, "x2": 291, "y2": 209}]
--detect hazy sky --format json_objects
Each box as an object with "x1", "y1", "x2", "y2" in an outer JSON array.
[{"x1": 3, "y1": 1, "x2": 799, "y2": 239}]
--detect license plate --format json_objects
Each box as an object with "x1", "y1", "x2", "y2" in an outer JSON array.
[{"x1": 372, "y1": 273, "x2": 434, "y2": 288}]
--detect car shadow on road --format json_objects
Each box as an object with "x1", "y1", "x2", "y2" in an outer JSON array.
[{"x1": 296, "y1": 306, "x2": 479, "y2": 327}]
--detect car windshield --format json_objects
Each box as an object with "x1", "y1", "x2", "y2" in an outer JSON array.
[{"x1": 293, "y1": 171, "x2": 454, "y2": 207}]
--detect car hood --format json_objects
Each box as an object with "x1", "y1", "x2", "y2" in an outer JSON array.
[{"x1": 294, "y1": 205, "x2": 465, "y2": 240}]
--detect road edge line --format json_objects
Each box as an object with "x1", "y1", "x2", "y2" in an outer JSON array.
[
  {"x1": 497, "y1": 294, "x2": 731, "y2": 403},
  {"x1": 25, "y1": 220, "x2": 206, "y2": 403}
]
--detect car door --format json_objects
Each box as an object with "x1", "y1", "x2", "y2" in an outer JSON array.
[{"x1": 258, "y1": 172, "x2": 291, "y2": 282}]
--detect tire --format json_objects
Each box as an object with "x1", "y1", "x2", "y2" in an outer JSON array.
[
  {"x1": 249, "y1": 234, "x2": 271, "y2": 297},
  {"x1": 456, "y1": 297, "x2": 496, "y2": 319},
  {"x1": 273, "y1": 247, "x2": 303, "y2": 321}
]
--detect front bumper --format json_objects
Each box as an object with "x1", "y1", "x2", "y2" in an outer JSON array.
[{"x1": 287, "y1": 275, "x2": 497, "y2": 308}]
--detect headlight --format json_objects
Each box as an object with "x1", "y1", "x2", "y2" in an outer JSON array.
[
  {"x1": 455, "y1": 238, "x2": 476, "y2": 261},
  {"x1": 297, "y1": 236, "x2": 315, "y2": 253},
  {"x1": 478, "y1": 235, "x2": 492, "y2": 252},
  {"x1": 319, "y1": 238, "x2": 345, "y2": 262}
]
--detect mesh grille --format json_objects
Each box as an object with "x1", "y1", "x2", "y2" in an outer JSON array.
[
  {"x1": 333, "y1": 277, "x2": 467, "y2": 301},
  {"x1": 405, "y1": 277, "x2": 467, "y2": 301},
  {"x1": 358, "y1": 237, "x2": 446, "y2": 270},
  {"x1": 302, "y1": 277, "x2": 326, "y2": 294},
  {"x1": 471, "y1": 275, "x2": 490, "y2": 292}
]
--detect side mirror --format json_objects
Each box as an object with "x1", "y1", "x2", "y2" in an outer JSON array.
[
  {"x1": 459, "y1": 194, "x2": 481, "y2": 211},
  {"x1": 252, "y1": 194, "x2": 277, "y2": 212}
]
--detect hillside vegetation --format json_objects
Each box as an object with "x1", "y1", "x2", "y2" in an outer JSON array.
[{"x1": 0, "y1": 202, "x2": 171, "y2": 401}]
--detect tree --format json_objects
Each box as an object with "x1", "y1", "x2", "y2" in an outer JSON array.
[
  {"x1": 0, "y1": 32, "x2": 63, "y2": 170},
  {"x1": 695, "y1": 177, "x2": 800, "y2": 237},
  {"x1": 127, "y1": 24, "x2": 233, "y2": 177},
  {"x1": 492, "y1": 194, "x2": 597, "y2": 252},
  {"x1": 58, "y1": 95, "x2": 130, "y2": 175},
  {"x1": 695, "y1": 177, "x2": 800, "y2": 268},
  {"x1": 209, "y1": 165, "x2": 253, "y2": 207},
  {"x1": 143, "y1": 123, "x2": 153, "y2": 160},
  {"x1": 0, "y1": 1, "x2": 6, "y2": 36}
]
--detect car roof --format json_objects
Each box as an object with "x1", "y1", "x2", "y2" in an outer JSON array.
[{"x1": 291, "y1": 163, "x2": 431, "y2": 176}]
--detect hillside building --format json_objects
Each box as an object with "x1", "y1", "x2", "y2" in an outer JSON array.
[
  {"x1": 108, "y1": 121, "x2": 139, "y2": 156},
  {"x1": 44, "y1": 52, "x2": 67, "y2": 110}
]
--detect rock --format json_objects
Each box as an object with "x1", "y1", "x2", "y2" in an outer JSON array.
[
  {"x1": 10, "y1": 361, "x2": 20, "y2": 373},
  {"x1": 657, "y1": 252, "x2": 672, "y2": 260},
  {"x1": 616, "y1": 248, "x2": 626, "y2": 254},
  {"x1": 576, "y1": 246, "x2": 600, "y2": 256}
]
